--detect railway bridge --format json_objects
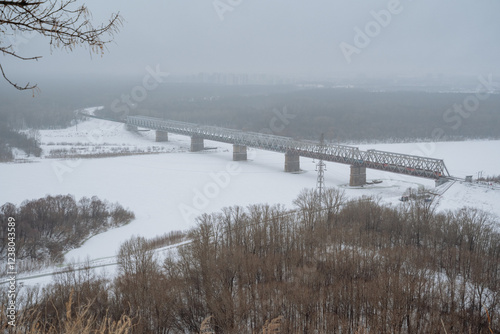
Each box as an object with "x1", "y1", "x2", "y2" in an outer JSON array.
[{"x1": 123, "y1": 115, "x2": 450, "y2": 186}]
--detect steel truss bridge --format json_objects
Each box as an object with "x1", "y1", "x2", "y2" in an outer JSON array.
[{"x1": 126, "y1": 115, "x2": 450, "y2": 180}]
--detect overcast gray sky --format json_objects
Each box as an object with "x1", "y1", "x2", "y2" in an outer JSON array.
[{"x1": 3, "y1": 0, "x2": 500, "y2": 85}]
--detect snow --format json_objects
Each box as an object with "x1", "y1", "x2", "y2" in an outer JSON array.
[
  {"x1": 1, "y1": 116, "x2": 499, "y2": 286},
  {"x1": 41, "y1": 113, "x2": 183, "y2": 158},
  {"x1": 79, "y1": 106, "x2": 104, "y2": 116}
]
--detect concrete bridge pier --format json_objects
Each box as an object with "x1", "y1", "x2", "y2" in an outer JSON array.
[
  {"x1": 350, "y1": 165, "x2": 366, "y2": 186},
  {"x1": 190, "y1": 136, "x2": 204, "y2": 152},
  {"x1": 284, "y1": 150, "x2": 300, "y2": 172},
  {"x1": 155, "y1": 130, "x2": 169, "y2": 142},
  {"x1": 233, "y1": 144, "x2": 247, "y2": 161},
  {"x1": 126, "y1": 124, "x2": 138, "y2": 132},
  {"x1": 435, "y1": 177, "x2": 449, "y2": 187}
]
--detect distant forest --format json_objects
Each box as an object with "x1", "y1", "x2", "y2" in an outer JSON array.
[
  {"x1": 1, "y1": 81, "x2": 499, "y2": 152},
  {"x1": 126, "y1": 85, "x2": 500, "y2": 143}
]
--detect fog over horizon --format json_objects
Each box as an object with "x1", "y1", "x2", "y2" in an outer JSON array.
[{"x1": 2, "y1": 0, "x2": 500, "y2": 89}]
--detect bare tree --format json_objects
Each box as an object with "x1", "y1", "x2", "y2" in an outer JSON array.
[{"x1": 0, "y1": 0, "x2": 122, "y2": 90}]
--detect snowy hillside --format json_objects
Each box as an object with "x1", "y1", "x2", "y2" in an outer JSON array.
[{"x1": 1, "y1": 114, "x2": 499, "y2": 285}]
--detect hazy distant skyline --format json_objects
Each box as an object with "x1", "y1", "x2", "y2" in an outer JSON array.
[{"x1": 3, "y1": 0, "x2": 500, "y2": 88}]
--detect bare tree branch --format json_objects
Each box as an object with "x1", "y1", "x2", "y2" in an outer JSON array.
[
  {"x1": 0, "y1": 0, "x2": 123, "y2": 91},
  {"x1": 0, "y1": 1, "x2": 43, "y2": 6},
  {"x1": 0, "y1": 62, "x2": 36, "y2": 89}
]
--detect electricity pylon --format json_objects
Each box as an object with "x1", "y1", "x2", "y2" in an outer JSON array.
[{"x1": 315, "y1": 133, "x2": 326, "y2": 205}]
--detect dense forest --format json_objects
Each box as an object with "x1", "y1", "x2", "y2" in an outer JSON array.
[
  {"x1": 124, "y1": 85, "x2": 500, "y2": 143},
  {"x1": 3, "y1": 190, "x2": 498, "y2": 333},
  {"x1": 0, "y1": 195, "x2": 135, "y2": 264},
  {"x1": 1, "y1": 80, "x2": 499, "y2": 161},
  {"x1": 1, "y1": 80, "x2": 499, "y2": 145}
]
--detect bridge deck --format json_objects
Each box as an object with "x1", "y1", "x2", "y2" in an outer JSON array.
[{"x1": 126, "y1": 115, "x2": 449, "y2": 180}]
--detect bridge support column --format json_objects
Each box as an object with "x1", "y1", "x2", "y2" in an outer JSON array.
[
  {"x1": 233, "y1": 145, "x2": 247, "y2": 161},
  {"x1": 350, "y1": 165, "x2": 366, "y2": 186},
  {"x1": 435, "y1": 177, "x2": 449, "y2": 187},
  {"x1": 155, "y1": 130, "x2": 169, "y2": 142},
  {"x1": 190, "y1": 136, "x2": 204, "y2": 152},
  {"x1": 284, "y1": 151, "x2": 300, "y2": 172},
  {"x1": 126, "y1": 124, "x2": 138, "y2": 132}
]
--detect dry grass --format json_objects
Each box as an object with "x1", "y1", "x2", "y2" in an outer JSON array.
[
  {"x1": 484, "y1": 306, "x2": 495, "y2": 334},
  {"x1": 199, "y1": 316, "x2": 215, "y2": 334},
  {"x1": 2, "y1": 291, "x2": 132, "y2": 334},
  {"x1": 198, "y1": 315, "x2": 284, "y2": 334},
  {"x1": 261, "y1": 316, "x2": 283, "y2": 334}
]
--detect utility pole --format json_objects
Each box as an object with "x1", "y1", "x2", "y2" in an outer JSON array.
[{"x1": 315, "y1": 133, "x2": 326, "y2": 206}]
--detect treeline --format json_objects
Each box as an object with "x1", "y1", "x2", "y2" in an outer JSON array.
[
  {"x1": 0, "y1": 123, "x2": 42, "y2": 161},
  {"x1": 0, "y1": 195, "x2": 135, "y2": 263},
  {"x1": 0, "y1": 96, "x2": 76, "y2": 130},
  {"x1": 0, "y1": 76, "x2": 130, "y2": 130},
  {"x1": 2, "y1": 82, "x2": 499, "y2": 143},
  {"x1": 5, "y1": 189, "x2": 499, "y2": 333},
  {"x1": 130, "y1": 85, "x2": 500, "y2": 142},
  {"x1": 478, "y1": 175, "x2": 500, "y2": 184}
]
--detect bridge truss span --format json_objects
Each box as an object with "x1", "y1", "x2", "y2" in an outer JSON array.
[
  {"x1": 360, "y1": 150, "x2": 450, "y2": 179},
  {"x1": 126, "y1": 115, "x2": 450, "y2": 181}
]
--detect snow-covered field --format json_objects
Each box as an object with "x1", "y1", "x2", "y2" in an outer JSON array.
[{"x1": 1, "y1": 113, "x2": 499, "y2": 285}]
